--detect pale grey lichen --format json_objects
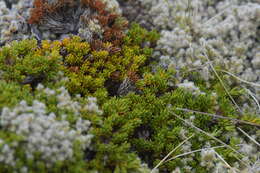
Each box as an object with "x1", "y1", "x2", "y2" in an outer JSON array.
[
  {"x1": 0, "y1": 0, "x2": 31, "y2": 44},
  {"x1": 100, "y1": 0, "x2": 121, "y2": 14},
  {"x1": 200, "y1": 148, "x2": 216, "y2": 168},
  {"x1": 0, "y1": 83, "x2": 98, "y2": 169},
  {"x1": 0, "y1": 99, "x2": 93, "y2": 167},
  {"x1": 0, "y1": 142, "x2": 16, "y2": 167},
  {"x1": 84, "y1": 97, "x2": 103, "y2": 115},
  {"x1": 177, "y1": 80, "x2": 205, "y2": 96}
]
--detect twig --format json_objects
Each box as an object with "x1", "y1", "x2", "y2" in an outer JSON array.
[
  {"x1": 218, "y1": 70, "x2": 260, "y2": 88},
  {"x1": 170, "y1": 111, "x2": 251, "y2": 167},
  {"x1": 165, "y1": 144, "x2": 244, "y2": 163},
  {"x1": 237, "y1": 127, "x2": 260, "y2": 147},
  {"x1": 166, "y1": 145, "x2": 223, "y2": 162},
  {"x1": 175, "y1": 108, "x2": 260, "y2": 128},
  {"x1": 202, "y1": 47, "x2": 243, "y2": 115},
  {"x1": 203, "y1": 3, "x2": 235, "y2": 25},
  {"x1": 242, "y1": 87, "x2": 260, "y2": 113},
  {"x1": 186, "y1": 62, "x2": 212, "y2": 72},
  {"x1": 215, "y1": 151, "x2": 238, "y2": 173},
  {"x1": 151, "y1": 134, "x2": 194, "y2": 172}
]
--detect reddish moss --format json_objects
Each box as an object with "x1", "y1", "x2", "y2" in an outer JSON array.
[
  {"x1": 81, "y1": 0, "x2": 107, "y2": 14},
  {"x1": 127, "y1": 71, "x2": 140, "y2": 83},
  {"x1": 28, "y1": 0, "x2": 128, "y2": 51},
  {"x1": 80, "y1": 0, "x2": 128, "y2": 46},
  {"x1": 28, "y1": 0, "x2": 46, "y2": 24},
  {"x1": 28, "y1": 0, "x2": 78, "y2": 24}
]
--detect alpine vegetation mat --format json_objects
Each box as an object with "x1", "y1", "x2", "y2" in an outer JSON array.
[{"x1": 0, "y1": 0, "x2": 259, "y2": 172}]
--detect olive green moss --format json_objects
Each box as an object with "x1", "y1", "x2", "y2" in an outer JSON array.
[
  {"x1": 0, "y1": 39, "x2": 62, "y2": 85},
  {"x1": 0, "y1": 81, "x2": 32, "y2": 109},
  {"x1": 86, "y1": 69, "x2": 259, "y2": 172}
]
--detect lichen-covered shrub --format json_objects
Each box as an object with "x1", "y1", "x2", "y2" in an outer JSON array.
[
  {"x1": 0, "y1": 0, "x2": 126, "y2": 45},
  {"x1": 29, "y1": 0, "x2": 126, "y2": 43}
]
